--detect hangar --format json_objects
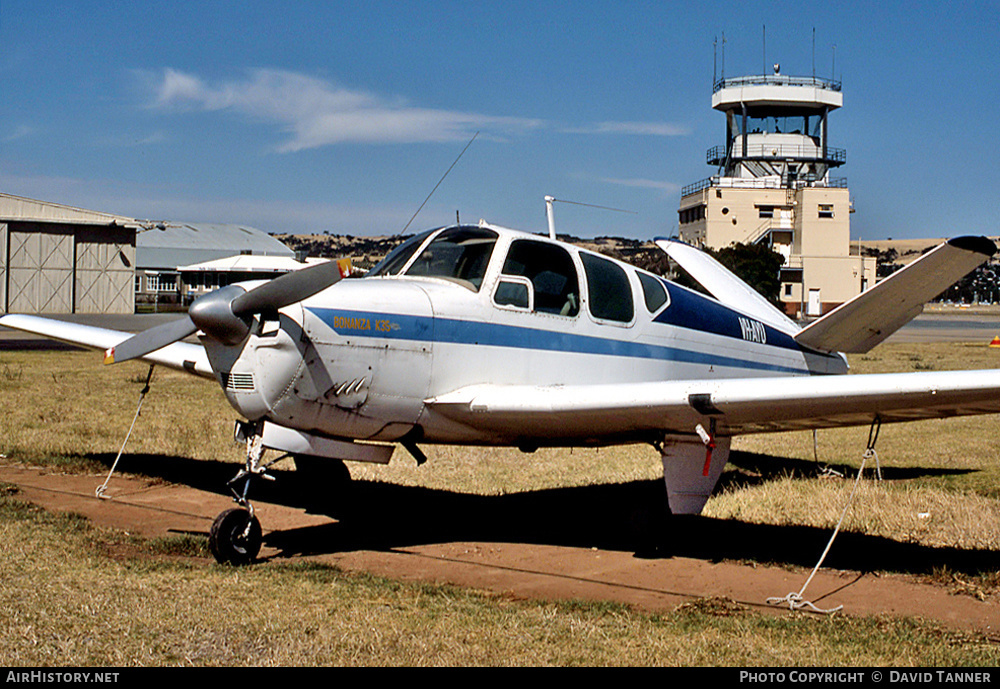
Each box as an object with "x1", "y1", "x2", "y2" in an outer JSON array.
[
  {"x1": 0, "y1": 193, "x2": 139, "y2": 315},
  {"x1": 136, "y1": 222, "x2": 295, "y2": 308},
  {"x1": 1, "y1": 193, "x2": 298, "y2": 315}
]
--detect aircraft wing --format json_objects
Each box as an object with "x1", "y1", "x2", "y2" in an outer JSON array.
[
  {"x1": 0, "y1": 314, "x2": 214, "y2": 379},
  {"x1": 426, "y1": 369, "x2": 1000, "y2": 439}
]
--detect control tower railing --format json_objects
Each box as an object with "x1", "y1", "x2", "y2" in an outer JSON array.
[
  {"x1": 713, "y1": 74, "x2": 841, "y2": 93},
  {"x1": 706, "y1": 144, "x2": 846, "y2": 167},
  {"x1": 680, "y1": 175, "x2": 847, "y2": 197}
]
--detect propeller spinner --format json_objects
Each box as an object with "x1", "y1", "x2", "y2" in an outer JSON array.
[{"x1": 105, "y1": 258, "x2": 352, "y2": 365}]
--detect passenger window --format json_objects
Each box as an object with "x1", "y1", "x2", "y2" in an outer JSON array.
[
  {"x1": 404, "y1": 227, "x2": 498, "y2": 291},
  {"x1": 501, "y1": 240, "x2": 580, "y2": 317},
  {"x1": 637, "y1": 271, "x2": 669, "y2": 313},
  {"x1": 581, "y1": 253, "x2": 634, "y2": 323}
]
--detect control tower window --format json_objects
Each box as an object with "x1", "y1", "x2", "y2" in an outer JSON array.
[
  {"x1": 739, "y1": 108, "x2": 822, "y2": 142},
  {"x1": 679, "y1": 204, "x2": 706, "y2": 225}
]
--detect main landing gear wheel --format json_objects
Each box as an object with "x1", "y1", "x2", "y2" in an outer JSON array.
[
  {"x1": 209, "y1": 508, "x2": 262, "y2": 565},
  {"x1": 293, "y1": 455, "x2": 354, "y2": 517}
]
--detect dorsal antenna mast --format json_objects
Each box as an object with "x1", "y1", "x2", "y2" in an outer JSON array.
[
  {"x1": 544, "y1": 196, "x2": 635, "y2": 240},
  {"x1": 399, "y1": 131, "x2": 479, "y2": 236}
]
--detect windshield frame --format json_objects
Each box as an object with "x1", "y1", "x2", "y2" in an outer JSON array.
[{"x1": 366, "y1": 229, "x2": 436, "y2": 278}]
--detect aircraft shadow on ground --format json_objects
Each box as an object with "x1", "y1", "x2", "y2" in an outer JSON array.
[
  {"x1": 722, "y1": 450, "x2": 976, "y2": 491},
  {"x1": 93, "y1": 452, "x2": 995, "y2": 577}
]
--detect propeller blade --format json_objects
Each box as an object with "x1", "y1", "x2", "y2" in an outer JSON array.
[
  {"x1": 105, "y1": 257, "x2": 351, "y2": 365},
  {"x1": 231, "y1": 258, "x2": 352, "y2": 316},
  {"x1": 104, "y1": 315, "x2": 197, "y2": 365}
]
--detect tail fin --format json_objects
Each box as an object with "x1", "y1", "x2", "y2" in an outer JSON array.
[{"x1": 794, "y1": 236, "x2": 996, "y2": 353}]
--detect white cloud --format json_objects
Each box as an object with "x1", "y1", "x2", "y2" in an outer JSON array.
[
  {"x1": 564, "y1": 121, "x2": 691, "y2": 137},
  {"x1": 600, "y1": 176, "x2": 681, "y2": 194},
  {"x1": 150, "y1": 68, "x2": 541, "y2": 151},
  {"x1": 146, "y1": 69, "x2": 689, "y2": 151},
  {"x1": 4, "y1": 124, "x2": 36, "y2": 142}
]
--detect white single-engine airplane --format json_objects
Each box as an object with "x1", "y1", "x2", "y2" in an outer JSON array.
[{"x1": 2, "y1": 223, "x2": 999, "y2": 564}]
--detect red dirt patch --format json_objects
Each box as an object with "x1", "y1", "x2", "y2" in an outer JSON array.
[{"x1": 1, "y1": 462, "x2": 997, "y2": 635}]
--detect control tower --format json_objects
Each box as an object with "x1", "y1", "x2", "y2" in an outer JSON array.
[{"x1": 678, "y1": 66, "x2": 874, "y2": 318}]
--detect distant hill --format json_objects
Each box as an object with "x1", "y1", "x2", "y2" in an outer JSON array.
[
  {"x1": 272, "y1": 232, "x2": 1000, "y2": 304},
  {"x1": 272, "y1": 232, "x2": 671, "y2": 275}
]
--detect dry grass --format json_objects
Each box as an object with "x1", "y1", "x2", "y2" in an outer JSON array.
[
  {"x1": 2, "y1": 490, "x2": 997, "y2": 666},
  {"x1": 1, "y1": 340, "x2": 1000, "y2": 665},
  {"x1": 706, "y1": 477, "x2": 1000, "y2": 551},
  {"x1": 0, "y1": 351, "x2": 243, "y2": 468}
]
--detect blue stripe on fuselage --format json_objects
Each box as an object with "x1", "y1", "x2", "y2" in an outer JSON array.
[
  {"x1": 308, "y1": 305, "x2": 812, "y2": 374},
  {"x1": 656, "y1": 280, "x2": 804, "y2": 352}
]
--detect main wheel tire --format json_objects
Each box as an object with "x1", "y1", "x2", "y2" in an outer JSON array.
[
  {"x1": 209, "y1": 508, "x2": 262, "y2": 565},
  {"x1": 293, "y1": 455, "x2": 354, "y2": 517}
]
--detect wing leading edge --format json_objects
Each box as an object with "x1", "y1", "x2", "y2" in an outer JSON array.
[
  {"x1": 0, "y1": 314, "x2": 213, "y2": 378},
  {"x1": 427, "y1": 368, "x2": 1000, "y2": 441}
]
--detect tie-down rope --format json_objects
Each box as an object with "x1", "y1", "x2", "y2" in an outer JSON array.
[
  {"x1": 766, "y1": 416, "x2": 882, "y2": 614},
  {"x1": 96, "y1": 364, "x2": 155, "y2": 499}
]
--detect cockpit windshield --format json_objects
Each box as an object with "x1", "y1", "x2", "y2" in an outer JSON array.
[
  {"x1": 367, "y1": 230, "x2": 434, "y2": 277},
  {"x1": 403, "y1": 226, "x2": 499, "y2": 291}
]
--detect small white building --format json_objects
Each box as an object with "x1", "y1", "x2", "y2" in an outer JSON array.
[
  {"x1": 178, "y1": 254, "x2": 329, "y2": 302},
  {"x1": 135, "y1": 222, "x2": 295, "y2": 308}
]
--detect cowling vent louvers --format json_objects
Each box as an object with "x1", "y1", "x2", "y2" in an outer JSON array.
[{"x1": 222, "y1": 372, "x2": 255, "y2": 391}]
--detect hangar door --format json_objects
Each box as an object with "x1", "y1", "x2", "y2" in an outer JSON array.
[
  {"x1": 6, "y1": 224, "x2": 74, "y2": 314},
  {"x1": 75, "y1": 227, "x2": 135, "y2": 314},
  {"x1": 0, "y1": 224, "x2": 6, "y2": 312}
]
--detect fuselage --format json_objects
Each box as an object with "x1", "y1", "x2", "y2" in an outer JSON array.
[{"x1": 203, "y1": 224, "x2": 847, "y2": 446}]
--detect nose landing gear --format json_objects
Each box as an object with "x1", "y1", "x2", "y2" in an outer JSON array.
[
  {"x1": 209, "y1": 507, "x2": 262, "y2": 565},
  {"x1": 208, "y1": 421, "x2": 281, "y2": 565}
]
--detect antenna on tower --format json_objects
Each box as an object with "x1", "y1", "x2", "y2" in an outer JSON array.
[
  {"x1": 762, "y1": 24, "x2": 766, "y2": 75},
  {"x1": 812, "y1": 27, "x2": 816, "y2": 78},
  {"x1": 713, "y1": 35, "x2": 718, "y2": 86},
  {"x1": 721, "y1": 32, "x2": 726, "y2": 80}
]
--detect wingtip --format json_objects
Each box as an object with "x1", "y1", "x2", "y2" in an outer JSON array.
[
  {"x1": 947, "y1": 236, "x2": 998, "y2": 257},
  {"x1": 103, "y1": 347, "x2": 115, "y2": 365}
]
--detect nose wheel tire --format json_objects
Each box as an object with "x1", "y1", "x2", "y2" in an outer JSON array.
[{"x1": 209, "y1": 508, "x2": 262, "y2": 565}]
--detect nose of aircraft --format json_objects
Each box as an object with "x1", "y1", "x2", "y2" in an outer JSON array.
[{"x1": 105, "y1": 258, "x2": 353, "y2": 365}]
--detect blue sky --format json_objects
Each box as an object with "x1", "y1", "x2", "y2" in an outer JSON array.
[{"x1": 2, "y1": 1, "x2": 998, "y2": 240}]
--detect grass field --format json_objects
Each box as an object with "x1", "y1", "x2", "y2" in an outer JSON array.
[{"x1": 1, "y1": 342, "x2": 999, "y2": 666}]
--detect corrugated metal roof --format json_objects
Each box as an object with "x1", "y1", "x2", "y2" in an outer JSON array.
[
  {"x1": 0, "y1": 194, "x2": 295, "y2": 269},
  {"x1": 0, "y1": 193, "x2": 142, "y2": 226},
  {"x1": 137, "y1": 222, "x2": 294, "y2": 269},
  {"x1": 178, "y1": 254, "x2": 326, "y2": 272}
]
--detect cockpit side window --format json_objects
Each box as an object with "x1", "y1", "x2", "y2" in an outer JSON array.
[
  {"x1": 367, "y1": 230, "x2": 434, "y2": 277},
  {"x1": 500, "y1": 240, "x2": 580, "y2": 317},
  {"x1": 404, "y1": 227, "x2": 499, "y2": 291},
  {"x1": 581, "y1": 252, "x2": 634, "y2": 323}
]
